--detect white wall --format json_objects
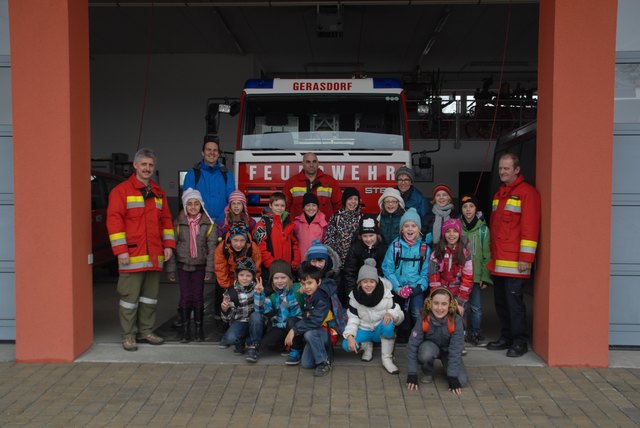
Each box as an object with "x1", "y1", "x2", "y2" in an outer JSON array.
[{"x1": 90, "y1": 53, "x2": 259, "y2": 196}]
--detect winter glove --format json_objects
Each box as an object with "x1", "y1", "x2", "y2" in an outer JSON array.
[
  {"x1": 398, "y1": 285, "x2": 413, "y2": 299},
  {"x1": 406, "y1": 374, "x2": 418, "y2": 385},
  {"x1": 447, "y1": 376, "x2": 461, "y2": 390}
]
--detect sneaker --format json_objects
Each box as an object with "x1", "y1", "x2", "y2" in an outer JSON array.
[
  {"x1": 285, "y1": 349, "x2": 301, "y2": 365},
  {"x1": 137, "y1": 333, "x2": 164, "y2": 345},
  {"x1": 218, "y1": 343, "x2": 230, "y2": 349},
  {"x1": 462, "y1": 346, "x2": 468, "y2": 356},
  {"x1": 233, "y1": 343, "x2": 245, "y2": 354},
  {"x1": 246, "y1": 346, "x2": 259, "y2": 363},
  {"x1": 122, "y1": 337, "x2": 138, "y2": 352},
  {"x1": 280, "y1": 350, "x2": 290, "y2": 357},
  {"x1": 313, "y1": 361, "x2": 331, "y2": 377},
  {"x1": 420, "y1": 367, "x2": 433, "y2": 384},
  {"x1": 465, "y1": 333, "x2": 480, "y2": 347}
]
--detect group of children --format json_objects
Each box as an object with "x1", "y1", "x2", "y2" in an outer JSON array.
[{"x1": 167, "y1": 181, "x2": 492, "y2": 392}]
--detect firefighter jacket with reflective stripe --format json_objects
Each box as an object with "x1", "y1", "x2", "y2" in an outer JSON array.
[
  {"x1": 487, "y1": 175, "x2": 541, "y2": 278},
  {"x1": 107, "y1": 174, "x2": 176, "y2": 273},
  {"x1": 283, "y1": 169, "x2": 342, "y2": 219}
]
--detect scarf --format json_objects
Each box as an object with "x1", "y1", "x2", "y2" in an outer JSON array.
[
  {"x1": 187, "y1": 213, "x2": 202, "y2": 258},
  {"x1": 354, "y1": 279, "x2": 385, "y2": 308},
  {"x1": 462, "y1": 215, "x2": 479, "y2": 231},
  {"x1": 432, "y1": 203, "x2": 453, "y2": 244},
  {"x1": 304, "y1": 213, "x2": 317, "y2": 224}
]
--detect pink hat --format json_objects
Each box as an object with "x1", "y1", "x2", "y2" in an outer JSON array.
[
  {"x1": 441, "y1": 218, "x2": 462, "y2": 236},
  {"x1": 224, "y1": 190, "x2": 248, "y2": 215}
]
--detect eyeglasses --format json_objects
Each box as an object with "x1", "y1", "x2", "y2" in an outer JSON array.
[
  {"x1": 397, "y1": 178, "x2": 411, "y2": 183},
  {"x1": 384, "y1": 199, "x2": 399, "y2": 204}
]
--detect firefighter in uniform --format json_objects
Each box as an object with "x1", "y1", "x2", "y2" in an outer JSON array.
[
  {"x1": 486, "y1": 153, "x2": 540, "y2": 358},
  {"x1": 107, "y1": 148, "x2": 176, "y2": 351}
]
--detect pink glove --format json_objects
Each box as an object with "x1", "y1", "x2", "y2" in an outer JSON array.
[{"x1": 398, "y1": 285, "x2": 413, "y2": 299}]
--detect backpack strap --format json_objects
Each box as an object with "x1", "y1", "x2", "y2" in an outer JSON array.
[
  {"x1": 193, "y1": 162, "x2": 228, "y2": 186},
  {"x1": 422, "y1": 313, "x2": 456, "y2": 335},
  {"x1": 418, "y1": 238, "x2": 428, "y2": 271},
  {"x1": 393, "y1": 240, "x2": 401, "y2": 269}
]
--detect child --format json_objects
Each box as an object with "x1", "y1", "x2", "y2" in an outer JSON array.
[
  {"x1": 218, "y1": 190, "x2": 256, "y2": 237},
  {"x1": 424, "y1": 183, "x2": 458, "y2": 245},
  {"x1": 459, "y1": 194, "x2": 492, "y2": 345},
  {"x1": 342, "y1": 259, "x2": 404, "y2": 374},
  {"x1": 284, "y1": 264, "x2": 337, "y2": 377},
  {"x1": 324, "y1": 187, "x2": 363, "y2": 267},
  {"x1": 294, "y1": 192, "x2": 328, "y2": 258},
  {"x1": 253, "y1": 192, "x2": 301, "y2": 274},
  {"x1": 219, "y1": 257, "x2": 264, "y2": 363},
  {"x1": 342, "y1": 216, "x2": 388, "y2": 297},
  {"x1": 303, "y1": 240, "x2": 341, "y2": 281},
  {"x1": 254, "y1": 259, "x2": 304, "y2": 354},
  {"x1": 428, "y1": 218, "x2": 473, "y2": 316},
  {"x1": 382, "y1": 208, "x2": 431, "y2": 341},
  {"x1": 214, "y1": 223, "x2": 262, "y2": 289},
  {"x1": 406, "y1": 287, "x2": 467, "y2": 396},
  {"x1": 166, "y1": 188, "x2": 217, "y2": 342},
  {"x1": 377, "y1": 187, "x2": 406, "y2": 245}
]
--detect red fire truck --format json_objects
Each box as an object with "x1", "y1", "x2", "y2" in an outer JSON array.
[{"x1": 233, "y1": 78, "x2": 411, "y2": 215}]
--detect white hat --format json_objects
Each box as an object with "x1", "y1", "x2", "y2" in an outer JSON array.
[
  {"x1": 182, "y1": 188, "x2": 214, "y2": 223},
  {"x1": 377, "y1": 187, "x2": 406, "y2": 210}
]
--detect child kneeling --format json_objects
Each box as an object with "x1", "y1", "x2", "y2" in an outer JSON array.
[
  {"x1": 406, "y1": 287, "x2": 468, "y2": 396},
  {"x1": 219, "y1": 257, "x2": 264, "y2": 363},
  {"x1": 342, "y1": 259, "x2": 404, "y2": 374},
  {"x1": 284, "y1": 263, "x2": 337, "y2": 377}
]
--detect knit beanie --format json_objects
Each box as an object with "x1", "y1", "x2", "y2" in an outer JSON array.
[
  {"x1": 302, "y1": 192, "x2": 319, "y2": 207},
  {"x1": 442, "y1": 218, "x2": 463, "y2": 236},
  {"x1": 235, "y1": 257, "x2": 257, "y2": 277},
  {"x1": 432, "y1": 183, "x2": 453, "y2": 199},
  {"x1": 227, "y1": 222, "x2": 249, "y2": 242},
  {"x1": 181, "y1": 188, "x2": 213, "y2": 223},
  {"x1": 341, "y1": 187, "x2": 360, "y2": 208},
  {"x1": 459, "y1": 193, "x2": 478, "y2": 209},
  {"x1": 359, "y1": 215, "x2": 379, "y2": 235},
  {"x1": 225, "y1": 190, "x2": 248, "y2": 215},
  {"x1": 306, "y1": 240, "x2": 329, "y2": 261},
  {"x1": 377, "y1": 187, "x2": 405, "y2": 210},
  {"x1": 269, "y1": 259, "x2": 293, "y2": 281},
  {"x1": 396, "y1": 166, "x2": 414, "y2": 183},
  {"x1": 357, "y1": 258, "x2": 379, "y2": 284},
  {"x1": 400, "y1": 207, "x2": 422, "y2": 231}
]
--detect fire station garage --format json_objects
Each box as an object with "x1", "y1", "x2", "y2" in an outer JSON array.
[{"x1": 1, "y1": 0, "x2": 636, "y2": 366}]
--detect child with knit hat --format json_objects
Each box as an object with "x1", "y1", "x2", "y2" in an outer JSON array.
[
  {"x1": 214, "y1": 222, "x2": 262, "y2": 289},
  {"x1": 302, "y1": 240, "x2": 341, "y2": 280},
  {"x1": 220, "y1": 257, "x2": 264, "y2": 362},
  {"x1": 342, "y1": 259, "x2": 404, "y2": 374},
  {"x1": 428, "y1": 218, "x2": 473, "y2": 316},
  {"x1": 424, "y1": 183, "x2": 458, "y2": 245},
  {"x1": 254, "y1": 259, "x2": 304, "y2": 355},
  {"x1": 166, "y1": 188, "x2": 217, "y2": 342},
  {"x1": 381, "y1": 207, "x2": 431, "y2": 342},
  {"x1": 377, "y1": 187, "x2": 406, "y2": 245},
  {"x1": 218, "y1": 190, "x2": 256, "y2": 237},
  {"x1": 342, "y1": 216, "x2": 388, "y2": 297},
  {"x1": 293, "y1": 192, "x2": 328, "y2": 258}
]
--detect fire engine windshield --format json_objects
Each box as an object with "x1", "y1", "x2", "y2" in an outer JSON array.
[{"x1": 240, "y1": 95, "x2": 405, "y2": 150}]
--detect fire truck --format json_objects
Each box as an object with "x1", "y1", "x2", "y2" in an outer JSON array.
[{"x1": 232, "y1": 78, "x2": 411, "y2": 215}]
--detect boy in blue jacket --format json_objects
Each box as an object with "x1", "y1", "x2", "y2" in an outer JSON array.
[{"x1": 284, "y1": 263, "x2": 337, "y2": 377}]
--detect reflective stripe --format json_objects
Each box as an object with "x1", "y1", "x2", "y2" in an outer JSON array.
[
  {"x1": 119, "y1": 255, "x2": 154, "y2": 270},
  {"x1": 155, "y1": 197, "x2": 163, "y2": 209},
  {"x1": 290, "y1": 187, "x2": 307, "y2": 197},
  {"x1": 316, "y1": 186, "x2": 333, "y2": 197},
  {"x1": 126, "y1": 195, "x2": 145, "y2": 209},
  {"x1": 109, "y1": 232, "x2": 127, "y2": 247},
  {"x1": 520, "y1": 239, "x2": 537, "y2": 254},
  {"x1": 139, "y1": 296, "x2": 158, "y2": 305},
  {"x1": 162, "y1": 229, "x2": 175, "y2": 241},
  {"x1": 504, "y1": 199, "x2": 522, "y2": 213},
  {"x1": 494, "y1": 259, "x2": 530, "y2": 276},
  {"x1": 492, "y1": 199, "x2": 499, "y2": 212},
  {"x1": 120, "y1": 300, "x2": 138, "y2": 310}
]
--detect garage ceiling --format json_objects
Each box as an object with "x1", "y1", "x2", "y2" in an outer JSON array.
[{"x1": 89, "y1": 0, "x2": 540, "y2": 92}]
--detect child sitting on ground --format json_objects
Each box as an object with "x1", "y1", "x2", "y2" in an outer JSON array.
[
  {"x1": 342, "y1": 259, "x2": 404, "y2": 374},
  {"x1": 284, "y1": 263, "x2": 337, "y2": 377},
  {"x1": 219, "y1": 257, "x2": 264, "y2": 363},
  {"x1": 406, "y1": 287, "x2": 467, "y2": 396},
  {"x1": 254, "y1": 259, "x2": 303, "y2": 355}
]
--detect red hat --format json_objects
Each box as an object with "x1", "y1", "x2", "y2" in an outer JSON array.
[{"x1": 432, "y1": 183, "x2": 453, "y2": 199}]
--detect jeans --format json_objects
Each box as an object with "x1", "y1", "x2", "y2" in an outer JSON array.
[
  {"x1": 300, "y1": 328, "x2": 330, "y2": 369},
  {"x1": 465, "y1": 282, "x2": 483, "y2": 335},
  {"x1": 417, "y1": 341, "x2": 468, "y2": 386},
  {"x1": 493, "y1": 276, "x2": 528, "y2": 346},
  {"x1": 341, "y1": 320, "x2": 396, "y2": 352},
  {"x1": 220, "y1": 311, "x2": 264, "y2": 347}
]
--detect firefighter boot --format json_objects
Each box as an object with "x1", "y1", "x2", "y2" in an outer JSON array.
[
  {"x1": 194, "y1": 306, "x2": 205, "y2": 342},
  {"x1": 179, "y1": 307, "x2": 191, "y2": 343}
]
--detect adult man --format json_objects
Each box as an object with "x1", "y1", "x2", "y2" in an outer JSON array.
[
  {"x1": 486, "y1": 153, "x2": 540, "y2": 357},
  {"x1": 107, "y1": 148, "x2": 176, "y2": 351},
  {"x1": 183, "y1": 136, "x2": 235, "y2": 225},
  {"x1": 283, "y1": 152, "x2": 341, "y2": 218},
  {"x1": 395, "y1": 166, "x2": 428, "y2": 226}
]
